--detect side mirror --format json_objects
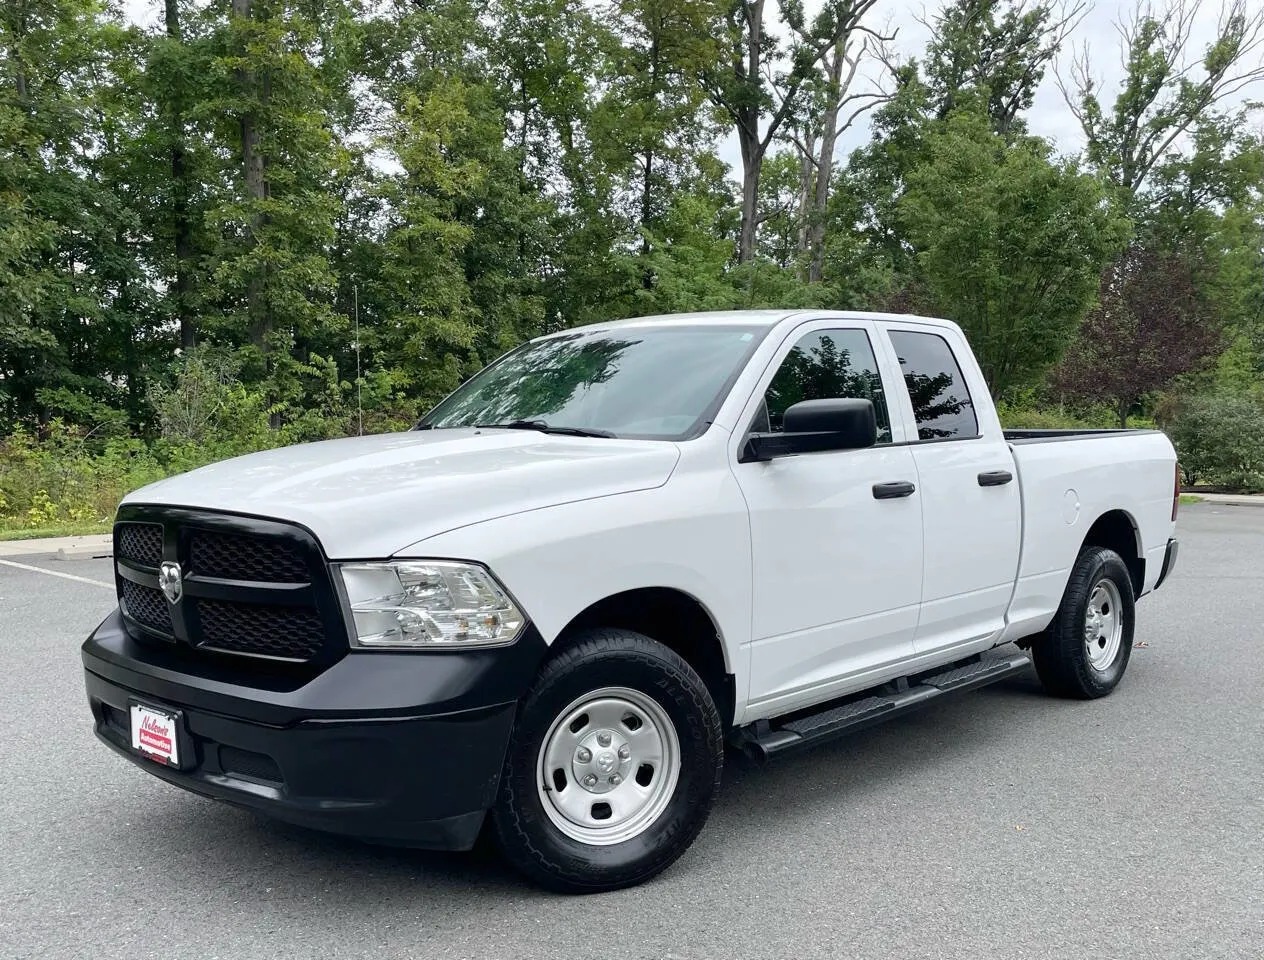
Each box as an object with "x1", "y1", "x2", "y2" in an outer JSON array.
[{"x1": 742, "y1": 398, "x2": 877, "y2": 462}]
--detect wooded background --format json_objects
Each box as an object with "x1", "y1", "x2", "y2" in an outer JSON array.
[{"x1": 3, "y1": 0, "x2": 1264, "y2": 532}]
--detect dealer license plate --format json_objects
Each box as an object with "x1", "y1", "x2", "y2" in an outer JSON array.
[{"x1": 130, "y1": 702, "x2": 181, "y2": 767}]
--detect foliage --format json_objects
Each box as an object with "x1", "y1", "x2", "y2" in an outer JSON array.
[
  {"x1": 1168, "y1": 393, "x2": 1264, "y2": 491},
  {"x1": 149, "y1": 350, "x2": 270, "y2": 445},
  {"x1": 0, "y1": 423, "x2": 169, "y2": 530},
  {"x1": 1, "y1": 0, "x2": 1263, "y2": 529},
  {"x1": 997, "y1": 405, "x2": 1099, "y2": 430},
  {"x1": 898, "y1": 108, "x2": 1126, "y2": 396},
  {"x1": 995, "y1": 397, "x2": 1138, "y2": 430},
  {"x1": 1066, "y1": 0, "x2": 1264, "y2": 210},
  {"x1": 924, "y1": 0, "x2": 1084, "y2": 135},
  {"x1": 1056, "y1": 246, "x2": 1222, "y2": 426}
]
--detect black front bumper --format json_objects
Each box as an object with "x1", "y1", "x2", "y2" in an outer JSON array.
[{"x1": 83, "y1": 609, "x2": 546, "y2": 850}]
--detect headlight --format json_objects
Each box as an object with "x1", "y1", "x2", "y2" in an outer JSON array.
[{"x1": 335, "y1": 561, "x2": 526, "y2": 648}]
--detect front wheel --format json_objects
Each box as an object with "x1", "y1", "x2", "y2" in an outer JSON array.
[
  {"x1": 1031, "y1": 545, "x2": 1136, "y2": 699},
  {"x1": 491, "y1": 628, "x2": 723, "y2": 893}
]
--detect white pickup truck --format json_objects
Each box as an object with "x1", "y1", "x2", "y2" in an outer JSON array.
[{"x1": 82, "y1": 310, "x2": 1180, "y2": 892}]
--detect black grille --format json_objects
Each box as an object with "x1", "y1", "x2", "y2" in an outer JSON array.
[
  {"x1": 196, "y1": 598, "x2": 325, "y2": 660},
  {"x1": 116, "y1": 523, "x2": 163, "y2": 567},
  {"x1": 190, "y1": 530, "x2": 309, "y2": 583},
  {"x1": 219, "y1": 746, "x2": 283, "y2": 784},
  {"x1": 121, "y1": 579, "x2": 172, "y2": 634},
  {"x1": 114, "y1": 507, "x2": 342, "y2": 666}
]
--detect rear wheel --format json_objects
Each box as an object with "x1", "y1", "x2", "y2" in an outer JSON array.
[
  {"x1": 492, "y1": 628, "x2": 723, "y2": 892},
  {"x1": 1031, "y1": 546, "x2": 1136, "y2": 699}
]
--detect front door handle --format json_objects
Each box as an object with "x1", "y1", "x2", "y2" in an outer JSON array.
[
  {"x1": 872, "y1": 480, "x2": 916, "y2": 500},
  {"x1": 977, "y1": 470, "x2": 1014, "y2": 487}
]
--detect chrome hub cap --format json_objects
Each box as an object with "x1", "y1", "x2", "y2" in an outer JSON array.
[
  {"x1": 537, "y1": 686, "x2": 681, "y2": 846},
  {"x1": 1084, "y1": 578, "x2": 1123, "y2": 671}
]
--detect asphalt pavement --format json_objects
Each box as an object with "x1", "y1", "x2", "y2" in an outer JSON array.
[{"x1": 1, "y1": 504, "x2": 1261, "y2": 959}]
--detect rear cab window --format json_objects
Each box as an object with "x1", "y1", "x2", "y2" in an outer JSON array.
[{"x1": 886, "y1": 330, "x2": 979, "y2": 441}]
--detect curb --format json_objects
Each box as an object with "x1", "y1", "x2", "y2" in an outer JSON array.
[
  {"x1": 0, "y1": 534, "x2": 114, "y2": 560},
  {"x1": 1187, "y1": 494, "x2": 1264, "y2": 508}
]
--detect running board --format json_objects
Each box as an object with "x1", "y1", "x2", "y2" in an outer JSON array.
[{"x1": 737, "y1": 651, "x2": 1033, "y2": 761}]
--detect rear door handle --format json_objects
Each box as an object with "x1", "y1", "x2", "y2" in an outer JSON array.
[
  {"x1": 978, "y1": 470, "x2": 1013, "y2": 487},
  {"x1": 872, "y1": 481, "x2": 916, "y2": 499}
]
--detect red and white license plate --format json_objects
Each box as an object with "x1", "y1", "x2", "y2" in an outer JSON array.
[{"x1": 130, "y1": 702, "x2": 180, "y2": 767}]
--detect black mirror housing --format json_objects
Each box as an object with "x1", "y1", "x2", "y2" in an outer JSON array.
[
  {"x1": 783, "y1": 398, "x2": 877, "y2": 440},
  {"x1": 743, "y1": 398, "x2": 878, "y2": 462}
]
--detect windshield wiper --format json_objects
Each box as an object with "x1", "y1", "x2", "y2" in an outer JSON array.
[{"x1": 475, "y1": 419, "x2": 617, "y2": 439}]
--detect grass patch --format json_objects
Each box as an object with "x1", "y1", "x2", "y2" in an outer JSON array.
[
  {"x1": 1178, "y1": 494, "x2": 1204, "y2": 505},
  {"x1": 0, "y1": 521, "x2": 113, "y2": 541}
]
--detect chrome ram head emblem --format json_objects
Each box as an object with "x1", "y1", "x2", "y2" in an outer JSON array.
[{"x1": 158, "y1": 561, "x2": 183, "y2": 604}]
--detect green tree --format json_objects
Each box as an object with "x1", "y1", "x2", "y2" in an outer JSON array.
[
  {"x1": 197, "y1": 0, "x2": 359, "y2": 418},
  {"x1": 0, "y1": 0, "x2": 163, "y2": 430},
  {"x1": 833, "y1": 0, "x2": 1083, "y2": 290},
  {"x1": 1063, "y1": 0, "x2": 1264, "y2": 213},
  {"x1": 899, "y1": 108, "x2": 1125, "y2": 395},
  {"x1": 926, "y1": 0, "x2": 1085, "y2": 135},
  {"x1": 596, "y1": 0, "x2": 721, "y2": 289},
  {"x1": 148, "y1": 0, "x2": 213, "y2": 350},
  {"x1": 1056, "y1": 246, "x2": 1222, "y2": 426},
  {"x1": 702, "y1": 0, "x2": 881, "y2": 264}
]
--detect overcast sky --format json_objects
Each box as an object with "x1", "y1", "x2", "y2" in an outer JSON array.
[{"x1": 120, "y1": 0, "x2": 1263, "y2": 172}]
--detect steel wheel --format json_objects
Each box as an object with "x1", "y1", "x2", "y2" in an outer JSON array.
[
  {"x1": 536, "y1": 686, "x2": 681, "y2": 846},
  {"x1": 1083, "y1": 577, "x2": 1124, "y2": 671},
  {"x1": 1032, "y1": 546, "x2": 1135, "y2": 699}
]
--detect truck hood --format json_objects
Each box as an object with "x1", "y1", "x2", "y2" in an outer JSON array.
[{"x1": 123, "y1": 429, "x2": 681, "y2": 558}]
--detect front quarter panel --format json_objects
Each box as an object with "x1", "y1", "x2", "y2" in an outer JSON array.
[{"x1": 400, "y1": 447, "x2": 753, "y2": 722}]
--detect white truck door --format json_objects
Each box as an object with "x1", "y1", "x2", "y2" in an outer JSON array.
[
  {"x1": 733, "y1": 321, "x2": 924, "y2": 714},
  {"x1": 879, "y1": 324, "x2": 1022, "y2": 655}
]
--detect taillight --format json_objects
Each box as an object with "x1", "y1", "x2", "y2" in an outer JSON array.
[{"x1": 1172, "y1": 461, "x2": 1181, "y2": 521}]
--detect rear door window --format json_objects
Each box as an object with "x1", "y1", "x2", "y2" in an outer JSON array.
[{"x1": 887, "y1": 331, "x2": 979, "y2": 440}]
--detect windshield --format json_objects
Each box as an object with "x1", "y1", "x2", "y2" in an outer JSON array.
[{"x1": 418, "y1": 325, "x2": 767, "y2": 441}]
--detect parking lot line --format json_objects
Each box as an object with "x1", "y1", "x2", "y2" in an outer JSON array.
[{"x1": 0, "y1": 557, "x2": 114, "y2": 589}]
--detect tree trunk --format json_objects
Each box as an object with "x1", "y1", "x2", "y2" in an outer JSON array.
[
  {"x1": 795, "y1": 131, "x2": 815, "y2": 266},
  {"x1": 808, "y1": 42, "x2": 848, "y2": 284},
  {"x1": 12, "y1": 0, "x2": 29, "y2": 105},
  {"x1": 639, "y1": 151, "x2": 655, "y2": 288},
  {"x1": 738, "y1": 138, "x2": 761, "y2": 264},
  {"x1": 232, "y1": 0, "x2": 269, "y2": 350},
  {"x1": 165, "y1": 0, "x2": 195, "y2": 350},
  {"x1": 735, "y1": 0, "x2": 765, "y2": 264},
  {"x1": 1118, "y1": 398, "x2": 1129, "y2": 429},
  {"x1": 638, "y1": 31, "x2": 658, "y2": 288},
  {"x1": 13, "y1": 5, "x2": 30, "y2": 122}
]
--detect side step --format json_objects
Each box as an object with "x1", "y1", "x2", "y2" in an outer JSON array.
[{"x1": 738, "y1": 651, "x2": 1033, "y2": 761}]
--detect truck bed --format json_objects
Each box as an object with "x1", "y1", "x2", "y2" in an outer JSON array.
[{"x1": 1001, "y1": 428, "x2": 1177, "y2": 644}]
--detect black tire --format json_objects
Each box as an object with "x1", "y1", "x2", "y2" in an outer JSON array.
[
  {"x1": 491, "y1": 628, "x2": 723, "y2": 893},
  {"x1": 1031, "y1": 545, "x2": 1136, "y2": 699}
]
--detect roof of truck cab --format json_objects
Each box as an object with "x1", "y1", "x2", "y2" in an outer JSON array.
[{"x1": 536, "y1": 309, "x2": 953, "y2": 336}]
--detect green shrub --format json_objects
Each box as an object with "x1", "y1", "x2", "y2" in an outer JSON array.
[
  {"x1": 1169, "y1": 393, "x2": 1264, "y2": 491},
  {"x1": 149, "y1": 349, "x2": 274, "y2": 448},
  {"x1": 996, "y1": 395, "x2": 1159, "y2": 431},
  {"x1": 0, "y1": 349, "x2": 424, "y2": 534},
  {"x1": 0, "y1": 423, "x2": 170, "y2": 530},
  {"x1": 996, "y1": 404, "x2": 1097, "y2": 430}
]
